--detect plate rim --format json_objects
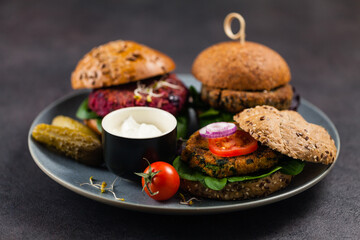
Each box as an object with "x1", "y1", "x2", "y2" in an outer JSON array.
[{"x1": 28, "y1": 81, "x2": 340, "y2": 215}]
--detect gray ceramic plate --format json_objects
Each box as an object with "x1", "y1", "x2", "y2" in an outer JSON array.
[{"x1": 28, "y1": 74, "x2": 340, "y2": 214}]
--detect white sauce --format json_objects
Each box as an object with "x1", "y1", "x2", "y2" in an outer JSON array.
[{"x1": 116, "y1": 116, "x2": 162, "y2": 138}]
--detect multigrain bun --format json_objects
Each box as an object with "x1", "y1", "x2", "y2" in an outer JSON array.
[
  {"x1": 179, "y1": 106, "x2": 337, "y2": 201},
  {"x1": 180, "y1": 172, "x2": 292, "y2": 201},
  {"x1": 192, "y1": 41, "x2": 291, "y2": 91},
  {"x1": 71, "y1": 40, "x2": 176, "y2": 89},
  {"x1": 234, "y1": 105, "x2": 337, "y2": 165}
]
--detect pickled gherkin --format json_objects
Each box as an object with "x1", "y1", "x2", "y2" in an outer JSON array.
[
  {"x1": 32, "y1": 123, "x2": 103, "y2": 166},
  {"x1": 51, "y1": 115, "x2": 99, "y2": 139}
]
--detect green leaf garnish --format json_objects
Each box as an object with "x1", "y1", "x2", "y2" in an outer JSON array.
[
  {"x1": 198, "y1": 109, "x2": 233, "y2": 128},
  {"x1": 204, "y1": 177, "x2": 227, "y2": 190},
  {"x1": 279, "y1": 158, "x2": 305, "y2": 175},
  {"x1": 76, "y1": 98, "x2": 98, "y2": 120},
  {"x1": 173, "y1": 157, "x2": 305, "y2": 191},
  {"x1": 176, "y1": 111, "x2": 189, "y2": 139},
  {"x1": 95, "y1": 118, "x2": 102, "y2": 133},
  {"x1": 173, "y1": 157, "x2": 204, "y2": 181},
  {"x1": 228, "y1": 166, "x2": 282, "y2": 182},
  {"x1": 188, "y1": 86, "x2": 206, "y2": 109},
  {"x1": 199, "y1": 108, "x2": 219, "y2": 118}
]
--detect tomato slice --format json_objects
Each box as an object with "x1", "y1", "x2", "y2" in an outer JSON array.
[{"x1": 208, "y1": 130, "x2": 258, "y2": 157}]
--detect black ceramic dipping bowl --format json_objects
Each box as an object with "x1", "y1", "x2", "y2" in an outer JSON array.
[{"x1": 102, "y1": 107, "x2": 177, "y2": 181}]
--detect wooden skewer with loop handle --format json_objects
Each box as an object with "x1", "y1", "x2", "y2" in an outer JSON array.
[{"x1": 223, "y1": 12, "x2": 246, "y2": 44}]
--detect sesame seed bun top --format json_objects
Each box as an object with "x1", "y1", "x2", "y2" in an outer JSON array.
[
  {"x1": 71, "y1": 40, "x2": 176, "y2": 89},
  {"x1": 192, "y1": 41, "x2": 291, "y2": 91},
  {"x1": 234, "y1": 105, "x2": 337, "y2": 165}
]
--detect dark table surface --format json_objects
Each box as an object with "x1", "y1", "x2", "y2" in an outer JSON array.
[{"x1": 1, "y1": 0, "x2": 359, "y2": 239}]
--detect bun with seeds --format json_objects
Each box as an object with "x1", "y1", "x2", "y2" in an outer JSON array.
[
  {"x1": 234, "y1": 105, "x2": 337, "y2": 165},
  {"x1": 175, "y1": 106, "x2": 337, "y2": 201},
  {"x1": 72, "y1": 40, "x2": 188, "y2": 134},
  {"x1": 71, "y1": 40, "x2": 176, "y2": 89}
]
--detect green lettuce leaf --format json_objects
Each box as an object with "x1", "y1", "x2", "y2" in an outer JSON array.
[
  {"x1": 188, "y1": 86, "x2": 206, "y2": 109},
  {"x1": 176, "y1": 111, "x2": 189, "y2": 139},
  {"x1": 279, "y1": 158, "x2": 305, "y2": 175},
  {"x1": 173, "y1": 156, "x2": 305, "y2": 191},
  {"x1": 173, "y1": 156, "x2": 204, "y2": 181},
  {"x1": 228, "y1": 166, "x2": 282, "y2": 182},
  {"x1": 76, "y1": 98, "x2": 99, "y2": 120},
  {"x1": 188, "y1": 86, "x2": 234, "y2": 127},
  {"x1": 204, "y1": 177, "x2": 227, "y2": 190},
  {"x1": 95, "y1": 118, "x2": 102, "y2": 133},
  {"x1": 198, "y1": 108, "x2": 233, "y2": 128},
  {"x1": 75, "y1": 97, "x2": 102, "y2": 132},
  {"x1": 199, "y1": 108, "x2": 220, "y2": 118}
]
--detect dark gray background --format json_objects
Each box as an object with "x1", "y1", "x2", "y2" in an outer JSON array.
[{"x1": 1, "y1": 0, "x2": 359, "y2": 239}]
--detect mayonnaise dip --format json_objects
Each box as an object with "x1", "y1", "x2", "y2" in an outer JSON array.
[{"x1": 116, "y1": 116, "x2": 162, "y2": 138}]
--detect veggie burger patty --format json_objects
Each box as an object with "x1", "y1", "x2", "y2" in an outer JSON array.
[
  {"x1": 88, "y1": 74, "x2": 188, "y2": 117},
  {"x1": 181, "y1": 130, "x2": 282, "y2": 178}
]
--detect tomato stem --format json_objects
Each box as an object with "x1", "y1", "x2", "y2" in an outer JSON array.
[{"x1": 134, "y1": 158, "x2": 161, "y2": 196}]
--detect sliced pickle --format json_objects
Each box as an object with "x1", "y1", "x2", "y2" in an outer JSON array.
[
  {"x1": 32, "y1": 124, "x2": 103, "y2": 166},
  {"x1": 51, "y1": 115, "x2": 99, "y2": 139}
]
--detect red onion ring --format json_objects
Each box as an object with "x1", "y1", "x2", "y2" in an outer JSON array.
[{"x1": 199, "y1": 122, "x2": 237, "y2": 139}]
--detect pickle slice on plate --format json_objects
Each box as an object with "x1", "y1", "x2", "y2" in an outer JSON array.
[
  {"x1": 32, "y1": 124, "x2": 103, "y2": 166},
  {"x1": 51, "y1": 115, "x2": 99, "y2": 139}
]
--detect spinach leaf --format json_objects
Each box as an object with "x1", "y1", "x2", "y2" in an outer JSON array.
[
  {"x1": 76, "y1": 98, "x2": 98, "y2": 120},
  {"x1": 198, "y1": 109, "x2": 233, "y2": 128},
  {"x1": 95, "y1": 118, "x2": 102, "y2": 133},
  {"x1": 176, "y1": 111, "x2": 189, "y2": 139},
  {"x1": 188, "y1": 86, "x2": 206, "y2": 109},
  {"x1": 279, "y1": 158, "x2": 305, "y2": 175},
  {"x1": 199, "y1": 108, "x2": 220, "y2": 118},
  {"x1": 188, "y1": 85, "x2": 234, "y2": 128},
  {"x1": 228, "y1": 166, "x2": 282, "y2": 182},
  {"x1": 173, "y1": 157, "x2": 203, "y2": 181},
  {"x1": 204, "y1": 177, "x2": 227, "y2": 190},
  {"x1": 173, "y1": 156, "x2": 305, "y2": 191}
]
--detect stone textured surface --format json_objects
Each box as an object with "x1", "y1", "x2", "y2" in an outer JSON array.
[{"x1": 1, "y1": 0, "x2": 359, "y2": 239}]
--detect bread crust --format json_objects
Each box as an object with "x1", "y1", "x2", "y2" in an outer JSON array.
[
  {"x1": 192, "y1": 41, "x2": 291, "y2": 91},
  {"x1": 180, "y1": 172, "x2": 292, "y2": 200},
  {"x1": 201, "y1": 83, "x2": 293, "y2": 113},
  {"x1": 234, "y1": 106, "x2": 337, "y2": 164},
  {"x1": 71, "y1": 40, "x2": 175, "y2": 89}
]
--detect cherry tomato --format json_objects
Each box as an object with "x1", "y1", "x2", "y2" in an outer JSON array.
[
  {"x1": 208, "y1": 130, "x2": 258, "y2": 157},
  {"x1": 140, "y1": 161, "x2": 180, "y2": 201}
]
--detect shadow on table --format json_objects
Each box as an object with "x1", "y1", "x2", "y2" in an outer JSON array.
[
  {"x1": 8, "y1": 170, "x2": 325, "y2": 239},
  {"x1": 68, "y1": 182, "x2": 324, "y2": 239}
]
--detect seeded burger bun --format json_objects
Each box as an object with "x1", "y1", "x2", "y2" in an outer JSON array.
[
  {"x1": 71, "y1": 40, "x2": 188, "y2": 134},
  {"x1": 71, "y1": 40, "x2": 175, "y2": 89},
  {"x1": 192, "y1": 41, "x2": 293, "y2": 113},
  {"x1": 234, "y1": 106, "x2": 337, "y2": 164},
  {"x1": 179, "y1": 106, "x2": 337, "y2": 201}
]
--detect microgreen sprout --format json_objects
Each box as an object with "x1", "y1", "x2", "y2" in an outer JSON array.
[
  {"x1": 179, "y1": 193, "x2": 200, "y2": 206},
  {"x1": 80, "y1": 176, "x2": 125, "y2": 201},
  {"x1": 133, "y1": 79, "x2": 181, "y2": 102}
]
